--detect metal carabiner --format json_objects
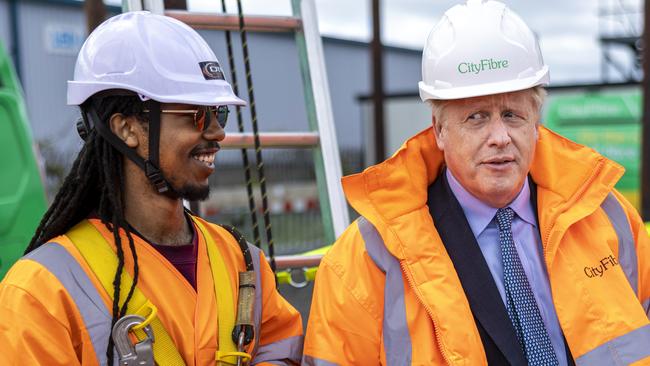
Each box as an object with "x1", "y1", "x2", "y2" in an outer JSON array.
[
  {"x1": 236, "y1": 330, "x2": 246, "y2": 366},
  {"x1": 112, "y1": 314, "x2": 156, "y2": 366}
]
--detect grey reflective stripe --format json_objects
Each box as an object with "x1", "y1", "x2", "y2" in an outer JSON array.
[
  {"x1": 643, "y1": 299, "x2": 650, "y2": 316},
  {"x1": 357, "y1": 217, "x2": 412, "y2": 365},
  {"x1": 251, "y1": 335, "x2": 304, "y2": 365},
  {"x1": 247, "y1": 243, "x2": 264, "y2": 359},
  {"x1": 24, "y1": 243, "x2": 112, "y2": 366},
  {"x1": 301, "y1": 355, "x2": 340, "y2": 366},
  {"x1": 575, "y1": 324, "x2": 650, "y2": 365},
  {"x1": 601, "y1": 193, "x2": 638, "y2": 294}
]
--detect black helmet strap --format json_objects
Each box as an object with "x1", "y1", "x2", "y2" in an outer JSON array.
[
  {"x1": 142, "y1": 100, "x2": 169, "y2": 193},
  {"x1": 82, "y1": 102, "x2": 171, "y2": 194}
]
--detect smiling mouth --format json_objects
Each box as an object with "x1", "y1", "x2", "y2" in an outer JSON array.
[{"x1": 191, "y1": 152, "x2": 216, "y2": 168}]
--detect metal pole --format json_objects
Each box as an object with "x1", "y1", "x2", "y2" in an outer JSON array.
[
  {"x1": 84, "y1": 0, "x2": 107, "y2": 34},
  {"x1": 641, "y1": 0, "x2": 650, "y2": 219},
  {"x1": 600, "y1": 0, "x2": 607, "y2": 82},
  {"x1": 273, "y1": 254, "x2": 322, "y2": 270},
  {"x1": 371, "y1": 0, "x2": 385, "y2": 163},
  {"x1": 8, "y1": 0, "x2": 21, "y2": 81},
  {"x1": 292, "y1": 0, "x2": 350, "y2": 240},
  {"x1": 220, "y1": 132, "x2": 320, "y2": 149},
  {"x1": 165, "y1": 12, "x2": 302, "y2": 32},
  {"x1": 163, "y1": 0, "x2": 186, "y2": 9}
]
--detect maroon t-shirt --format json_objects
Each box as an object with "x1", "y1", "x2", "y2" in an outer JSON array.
[
  {"x1": 149, "y1": 224, "x2": 198, "y2": 290},
  {"x1": 90, "y1": 212, "x2": 200, "y2": 289}
]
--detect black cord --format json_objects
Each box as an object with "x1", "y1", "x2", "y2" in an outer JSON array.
[
  {"x1": 234, "y1": 0, "x2": 277, "y2": 277},
  {"x1": 220, "y1": 0, "x2": 262, "y2": 250}
]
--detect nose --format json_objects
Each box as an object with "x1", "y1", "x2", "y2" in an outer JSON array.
[
  {"x1": 486, "y1": 117, "x2": 511, "y2": 148},
  {"x1": 202, "y1": 115, "x2": 226, "y2": 142}
]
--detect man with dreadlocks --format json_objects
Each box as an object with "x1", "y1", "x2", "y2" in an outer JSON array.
[{"x1": 0, "y1": 11, "x2": 303, "y2": 366}]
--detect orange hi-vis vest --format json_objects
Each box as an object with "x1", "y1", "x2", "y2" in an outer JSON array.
[
  {"x1": 304, "y1": 126, "x2": 650, "y2": 365},
  {"x1": 0, "y1": 216, "x2": 303, "y2": 365}
]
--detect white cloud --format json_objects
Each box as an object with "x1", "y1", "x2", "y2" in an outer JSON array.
[
  {"x1": 539, "y1": 35, "x2": 601, "y2": 83},
  {"x1": 108, "y1": 0, "x2": 643, "y2": 84}
]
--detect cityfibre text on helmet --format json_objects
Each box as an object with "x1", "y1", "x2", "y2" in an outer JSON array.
[{"x1": 457, "y1": 58, "x2": 509, "y2": 75}]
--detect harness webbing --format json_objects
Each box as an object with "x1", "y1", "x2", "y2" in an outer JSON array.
[
  {"x1": 67, "y1": 219, "x2": 253, "y2": 365},
  {"x1": 192, "y1": 219, "x2": 247, "y2": 365},
  {"x1": 67, "y1": 221, "x2": 185, "y2": 365}
]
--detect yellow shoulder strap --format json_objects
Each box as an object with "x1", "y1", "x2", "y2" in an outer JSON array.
[
  {"x1": 191, "y1": 218, "x2": 249, "y2": 365},
  {"x1": 67, "y1": 220, "x2": 186, "y2": 366}
]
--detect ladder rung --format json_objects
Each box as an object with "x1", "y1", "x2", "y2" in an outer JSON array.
[
  {"x1": 221, "y1": 132, "x2": 319, "y2": 149},
  {"x1": 165, "y1": 10, "x2": 302, "y2": 32},
  {"x1": 273, "y1": 254, "x2": 323, "y2": 270}
]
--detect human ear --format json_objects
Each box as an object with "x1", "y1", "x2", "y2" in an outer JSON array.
[
  {"x1": 109, "y1": 113, "x2": 141, "y2": 148},
  {"x1": 432, "y1": 115, "x2": 445, "y2": 150}
]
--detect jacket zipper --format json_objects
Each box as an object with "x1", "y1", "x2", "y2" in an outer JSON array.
[{"x1": 399, "y1": 261, "x2": 454, "y2": 366}]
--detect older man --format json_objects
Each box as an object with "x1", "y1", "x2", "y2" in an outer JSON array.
[{"x1": 303, "y1": 1, "x2": 650, "y2": 365}]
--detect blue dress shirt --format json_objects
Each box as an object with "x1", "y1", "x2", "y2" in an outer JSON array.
[{"x1": 446, "y1": 169, "x2": 568, "y2": 365}]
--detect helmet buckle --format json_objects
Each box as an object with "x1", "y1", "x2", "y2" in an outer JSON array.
[
  {"x1": 144, "y1": 161, "x2": 169, "y2": 193},
  {"x1": 76, "y1": 117, "x2": 89, "y2": 141}
]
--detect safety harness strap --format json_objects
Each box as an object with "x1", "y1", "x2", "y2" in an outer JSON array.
[
  {"x1": 67, "y1": 220, "x2": 186, "y2": 366},
  {"x1": 192, "y1": 219, "x2": 250, "y2": 365}
]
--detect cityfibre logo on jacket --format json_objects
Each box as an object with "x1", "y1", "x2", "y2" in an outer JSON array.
[
  {"x1": 199, "y1": 61, "x2": 225, "y2": 80},
  {"x1": 457, "y1": 58, "x2": 509, "y2": 75}
]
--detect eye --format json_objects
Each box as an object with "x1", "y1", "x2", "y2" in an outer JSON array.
[
  {"x1": 467, "y1": 112, "x2": 488, "y2": 124},
  {"x1": 504, "y1": 111, "x2": 519, "y2": 119},
  {"x1": 503, "y1": 110, "x2": 526, "y2": 124}
]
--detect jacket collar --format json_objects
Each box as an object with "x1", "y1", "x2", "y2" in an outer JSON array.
[
  {"x1": 342, "y1": 126, "x2": 624, "y2": 263},
  {"x1": 446, "y1": 168, "x2": 537, "y2": 237}
]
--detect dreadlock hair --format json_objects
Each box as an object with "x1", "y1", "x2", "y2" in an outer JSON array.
[{"x1": 25, "y1": 91, "x2": 149, "y2": 364}]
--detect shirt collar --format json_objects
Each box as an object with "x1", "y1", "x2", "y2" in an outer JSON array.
[{"x1": 445, "y1": 169, "x2": 537, "y2": 237}]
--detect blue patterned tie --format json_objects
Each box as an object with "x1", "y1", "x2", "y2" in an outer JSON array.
[{"x1": 496, "y1": 208, "x2": 559, "y2": 366}]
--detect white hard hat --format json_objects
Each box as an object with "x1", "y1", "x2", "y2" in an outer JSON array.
[
  {"x1": 418, "y1": 0, "x2": 549, "y2": 101},
  {"x1": 67, "y1": 11, "x2": 246, "y2": 106}
]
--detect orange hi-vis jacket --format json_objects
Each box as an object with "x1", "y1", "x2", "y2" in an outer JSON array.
[
  {"x1": 0, "y1": 216, "x2": 303, "y2": 365},
  {"x1": 303, "y1": 126, "x2": 650, "y2": 365}
]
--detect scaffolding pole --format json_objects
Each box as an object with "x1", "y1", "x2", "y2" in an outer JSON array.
[{"x1": 641, "y1": 0, "x2": 650, "y2": 219}]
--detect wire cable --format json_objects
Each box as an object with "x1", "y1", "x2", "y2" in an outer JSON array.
[
  {"x1": 220, "y1": 0, "x2": 261, "y2": 249},
  {"x1": 235, "y1": 0, "x2": 277, "y2": 276}
]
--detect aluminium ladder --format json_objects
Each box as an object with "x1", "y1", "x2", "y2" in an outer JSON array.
[{"x1": 122, "y1": 0, "x2": 350, "y2": 269}]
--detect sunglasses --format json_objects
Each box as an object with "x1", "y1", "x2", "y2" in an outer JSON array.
[{"x1": 144, "y1": 106, "x2": 230, "y2": 131}]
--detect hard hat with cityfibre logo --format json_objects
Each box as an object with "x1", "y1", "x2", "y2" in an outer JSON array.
[{"x1": 418, "y1": 0, "x2": 549, "y2": 101}]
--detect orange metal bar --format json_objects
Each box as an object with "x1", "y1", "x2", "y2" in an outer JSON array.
[
  {"x1": 221, "y1": 132, "x2": 319, "y2": 149},
  {"x1": 273, "y1": 255, "x2": 323, "y2": 270},
  {"x1": 165, "y1": 10, "x2": 302, "y2": 32}
]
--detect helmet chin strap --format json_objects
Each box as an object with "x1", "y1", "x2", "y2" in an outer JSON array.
[
  {"x1": 141, "y1": 101, "x2": 170, "y2": 194},
  {"x1": 82, "y1": 101, "x2": 171, "y2": 194}
]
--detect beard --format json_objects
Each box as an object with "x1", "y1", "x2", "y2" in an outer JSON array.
[{"x1": 163, "y1": 182, "x2": 210, "y2": 201}]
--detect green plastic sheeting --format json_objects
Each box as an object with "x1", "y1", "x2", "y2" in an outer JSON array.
[
  {"x1": 0, "y1": 41, "x2": 47, "y2": 279},
  {"x1": 543, "y1": 90, "x2": 641, "y2": 209}
]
